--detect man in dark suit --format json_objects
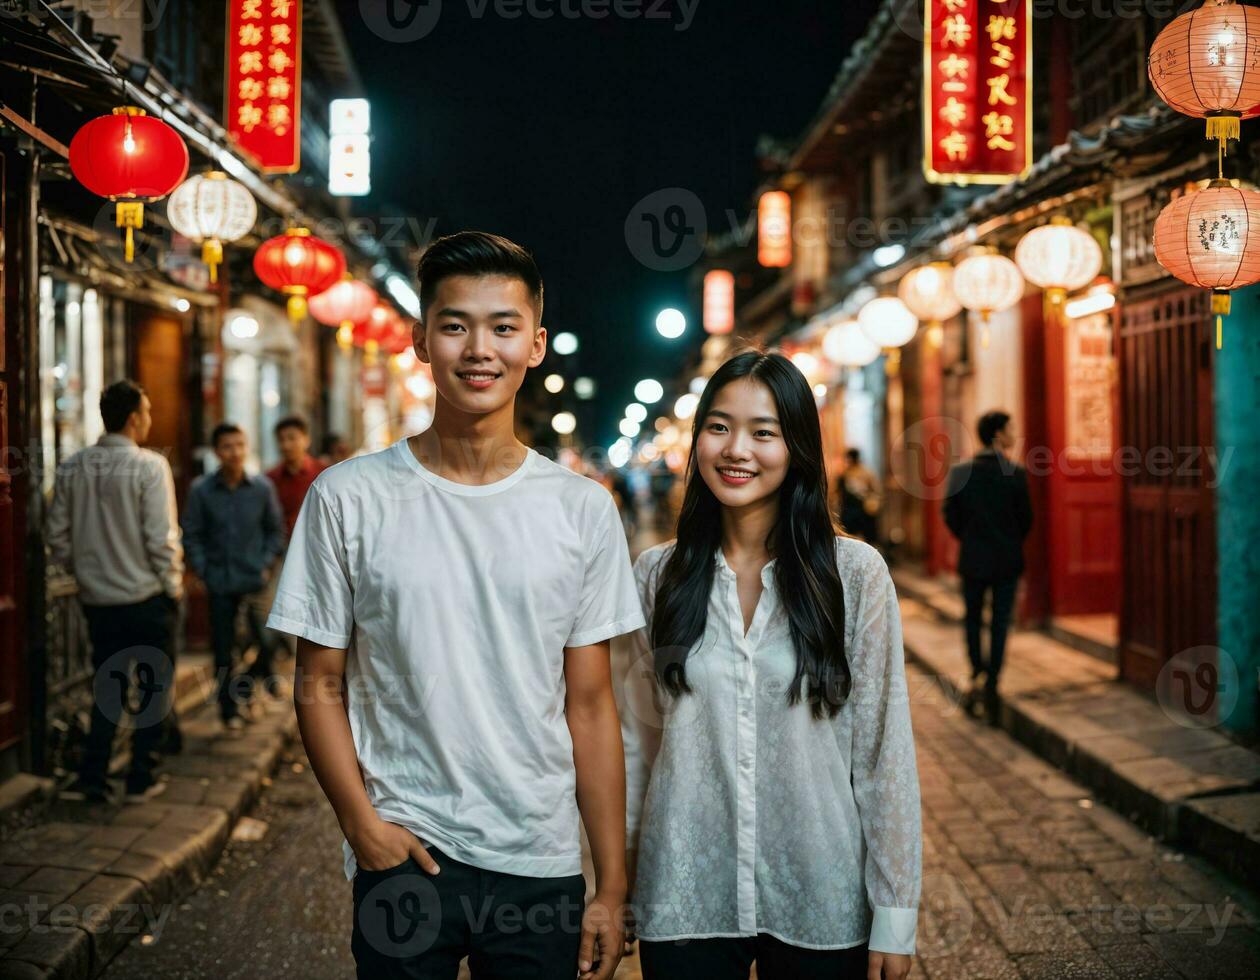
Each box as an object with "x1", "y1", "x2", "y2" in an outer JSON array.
[{"x1": 944, "y1": 410, "x2": 1033, "y2": 723}]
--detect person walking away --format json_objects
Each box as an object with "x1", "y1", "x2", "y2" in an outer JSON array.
[
  {"x1": 49, "y1": 380, "x2": 183, "y2": 805},
  {"x1": 837, "y1": 448, "x2": 881, "y2": 544},
  {"x1": 182, "y1": 423, "x2": 285, "y2": 731},
  {"x1": 943, "y1": 410, "x2": 1033, "y2": 724}
]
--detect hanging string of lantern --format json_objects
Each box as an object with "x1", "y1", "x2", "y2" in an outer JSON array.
[
  {"x1": 166, "y1": 171, "x2": 257, "y2": 283},
  {"x1": 822, "y1": 318, "x2": 881, "y2": 368},
  {"x1": 1154, "y1": 181, "x2": 1260, "y2": 348},
  {"x1": 1147, "y1": 0, "x2": 1260, "y2": 349},
  {"x1": 898, "y1": 262, "x2": 960, "y2": 348},
  {"x1": 68, "y1": 107, "x2": 189, "y2": 263},
  {"x1": 1148, "y1": 0, "x2": 1260, "y2": 153},
  {"x1": 353, "y1": 302, "x2": 396, "y2": 362},
  {"x1": 253, "y1": 227, "x2": 347, "y2": 323},
  {"x1": 953, "y1": 248, "x2": 1026, "y2": 347},
  {"x1": 309, "y1": 275, "x2": 379, "y2": 349},
  {"x1": 1014, "y1": 217, "x2": 1103, "y2": 308},
  {"x1": 857, "y1": 296, "x2": 918, "y2": 375}
]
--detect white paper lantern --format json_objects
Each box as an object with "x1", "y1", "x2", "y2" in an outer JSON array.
[
  {"x1": 858, "y1": 296, "x2": 918, "y2": 348},
  {"x1": 899, "y1": 262, "x2": 961, "y2": 324},
  {"x1": 1014, "y1": 217, "x2": 1103, "y2": 303},
  {"x1": 953, "y1": 250, "x2": 1025, "y2": 322},
  {"x1": 823, "y1": 319, "x2": 880, "y2": 367},
  {"x1": 167, "y1": 171, "x2": 257, "y2": 282}
]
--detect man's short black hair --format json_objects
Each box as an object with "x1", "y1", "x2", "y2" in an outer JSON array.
[
  {"x1": 274, "y1": 414, "x2": 308, "y2": 437},
  {"x1": 845, "y1": 448, "x2": 861, "y2": 463},
  {"x1": 977, "y1": 410, "x2": 1012, "y2": 448},
  {"x1": 211, "y1": 422, "x2": 244, "y2": 448},
  {"x1": 416, "y1": 231, "x2": 544, "y2": 323},
  {"x1": 100, "y1": 380, "x2": 145, "y2": 433}
]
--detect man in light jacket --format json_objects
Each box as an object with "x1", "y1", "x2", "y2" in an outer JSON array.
[{"x1": 48, "y1": 380, "x2": 184, "y2": 804}]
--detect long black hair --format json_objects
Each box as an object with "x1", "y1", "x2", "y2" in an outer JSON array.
[{"x1": 650, "y1": 349, "x2": 852, "y2": 719}]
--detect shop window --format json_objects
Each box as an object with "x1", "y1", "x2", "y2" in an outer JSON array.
[{"x1": 38, "y1": 277, "x2": 108, "y2": 493}]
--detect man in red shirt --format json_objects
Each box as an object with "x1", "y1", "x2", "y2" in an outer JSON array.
[
  {"x1": 259, "y1": 415, "x2": 326, "y2": 689},
  {"x1": 267, "y1": 415, "x2": 326, "y2": 539}
]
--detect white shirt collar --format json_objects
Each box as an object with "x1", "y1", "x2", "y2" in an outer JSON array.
[{"x1": 714, "y1": 548, "x2": 778, "y2": 587}]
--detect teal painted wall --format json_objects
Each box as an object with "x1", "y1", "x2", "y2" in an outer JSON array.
[{"x1": 1216, "y1": 284, "x2": 1260, "y2": 733}]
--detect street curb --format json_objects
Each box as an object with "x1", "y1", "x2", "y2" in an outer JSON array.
[
  {"x1": 0, "y1": 706, "x2": 299, "y2": 979},
  {"x1": 894, "y1": 583, "x2": 1260, "y2": 887}
]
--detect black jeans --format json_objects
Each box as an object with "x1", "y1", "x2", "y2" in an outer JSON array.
[
  {"x1": 79, "y1": 593, "x2": 177, "y2": 793},
  {"x1": 351, "y1": 842, "x2": 587, "y2": 979},
  {"x1": 639, "y1": 932, "x2": 869, "y2": 979},
  {"x1": 208, "y1": 589, "x2": 278, "y2": 720},
  {"x1": 962, "y1": 575, "x2": 1019, "y2": 687}
]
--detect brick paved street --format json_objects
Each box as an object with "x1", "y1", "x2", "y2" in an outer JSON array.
[{"x1": 90, "y1": 633, "x2": 1260, "y2": 979}]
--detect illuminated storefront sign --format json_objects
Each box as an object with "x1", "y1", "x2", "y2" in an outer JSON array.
[
  {"x1": 226, "y1": 0, "x2": 302, "y2": 174},
  {"x1": 329, "y1": 98, "x2": 371, "y2": 196},
  {"x1": 923, "y1": 0, "x2": 1031, "y2": 185}
]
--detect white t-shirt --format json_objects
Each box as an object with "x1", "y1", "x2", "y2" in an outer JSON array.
[{"x1": 266, "y1": 438, "x2": 645, "y2": 880}]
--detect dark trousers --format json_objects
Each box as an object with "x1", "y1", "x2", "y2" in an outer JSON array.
[
  {"x1": 639, "y1": 932, "x2": 869, "y2": 979},
  {"x1": 79, "y1": 593, "x2": 176, "y2": 792},
  {"x1": 208, "y1": 589, "x2": 277, "y2": 720},
  {"x1": 962, "y1": 575, "x2": 1019, "y2": 687},
  {"x1": 351, "y1": 842, "x2": 586, "y2": 979}
]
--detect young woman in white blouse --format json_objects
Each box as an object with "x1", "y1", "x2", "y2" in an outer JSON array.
[{"x1": 622, "y1": 349, "x2": 921, "y2": 980}]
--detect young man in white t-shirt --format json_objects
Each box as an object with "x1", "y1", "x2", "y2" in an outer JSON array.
[{"x1": 267, "y1": 232, "x2": 644, "y2": 979}]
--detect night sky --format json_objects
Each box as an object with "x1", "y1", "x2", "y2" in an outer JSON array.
[{"x1": 338, "y1": 0, "x2": 882, "y2": 446}]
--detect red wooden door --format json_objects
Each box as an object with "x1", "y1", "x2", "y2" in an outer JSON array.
[
  {"x1": 1044, "y1": 299, "x2": 1122, "y2": 615},
  {"x1": 1118, "y1": 285, "x2": 1217, "y2": 690},
  {"x1": 0, "y1": 150, "x2": 24, "y2": 755}
]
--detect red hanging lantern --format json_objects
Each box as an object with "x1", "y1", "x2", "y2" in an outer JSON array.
[
  {"x1": 352, "y1": 302, "x2": 395, "y2": 360},
  {"x1": 382, "y1": 313, "x2": 415, "y2": 357},
  {"x1": 1148, "y1": 0, "x2": 1260, "y2": 149},
  {"x1": 68, "y1": 107, "x2": 189, "y2": 262},
  {"x1": 309, "y1": 276, "x2": 379, "y2": 348},
  {"x1": 1153, "y1": 180, "x2": 1260, "y2": 349},
  {"x1": 253, "y1": 228, "x2": 347, "y2": 323}
]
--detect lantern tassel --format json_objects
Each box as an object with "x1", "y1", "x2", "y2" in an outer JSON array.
[
  {"x1": 1206, "y1": 113, "x2": 1241, "y2": 145},
  {"x1": 1211, "y1": 290, "x2": 1230, "y2": 350},
  {"x1": 287, "y1": 293, "x2": 308, "y2": 324},
  {"x1": 115, "y1": 201, "x2": 144, "y2": 264},
  {"x1": 202, "y1": 239, "x2": 223, "y2": 284}
]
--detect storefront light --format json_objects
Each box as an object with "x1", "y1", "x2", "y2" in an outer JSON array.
[{"x1": 1064, "y1": 289, "x2": 1116, "y2": 320}]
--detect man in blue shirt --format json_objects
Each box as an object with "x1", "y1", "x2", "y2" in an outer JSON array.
[{"x1": 182, "y1": 423, "x2": 284, "y2": 731}]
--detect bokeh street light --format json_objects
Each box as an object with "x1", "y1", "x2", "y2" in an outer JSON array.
[
  {"x1": 655, "y1": 308, "x2": 686, "y2": 339},
  {"x1": 553, "y1": 331, "x2": 579, "y2": 355},
  {"x1": 625, "y1": 402, "x2": 647, "y2": 423},
  {"x1": 551, "y1": 411, "x2": 576, "y2": 435},
  {"x1": 619, "y1": 417, "x2": 641, "y2": 437},
  {"x1": 673, "y1": 392, "x2": 700, "y2": 419},
  {"x1": 544, "y1": 373, "x2": 565, "y2": 393},
  {"x1": 634, "y1": 378, "x2": 664, "y2": 403},
  {"x1": 574, "y1": 377, "x2": 596, "y2": 399}
]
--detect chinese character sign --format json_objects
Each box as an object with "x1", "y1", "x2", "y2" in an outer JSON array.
[
  {"x1": 924, "y1": 0, "x2": 1031, "y2": 185},
  {"x1": 226, "y1": 0, "x2": 302, "y2": 174}
]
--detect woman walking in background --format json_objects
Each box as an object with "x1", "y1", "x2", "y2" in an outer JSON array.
[{"x1": 622, "y1": 349, "x2": 921, "y2": 980}]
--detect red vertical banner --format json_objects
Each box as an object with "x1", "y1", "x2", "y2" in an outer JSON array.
[
  {"x1": 923, "y1": 0, "x2": 1031, "y2": 185},
  {"x1": 226, "y1": 0, "x2": 302, "y2": 174}
]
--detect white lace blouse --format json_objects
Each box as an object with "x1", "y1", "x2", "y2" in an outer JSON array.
[{"x1": 621, "y1": 536, "x2": 921, "y2": 954}]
